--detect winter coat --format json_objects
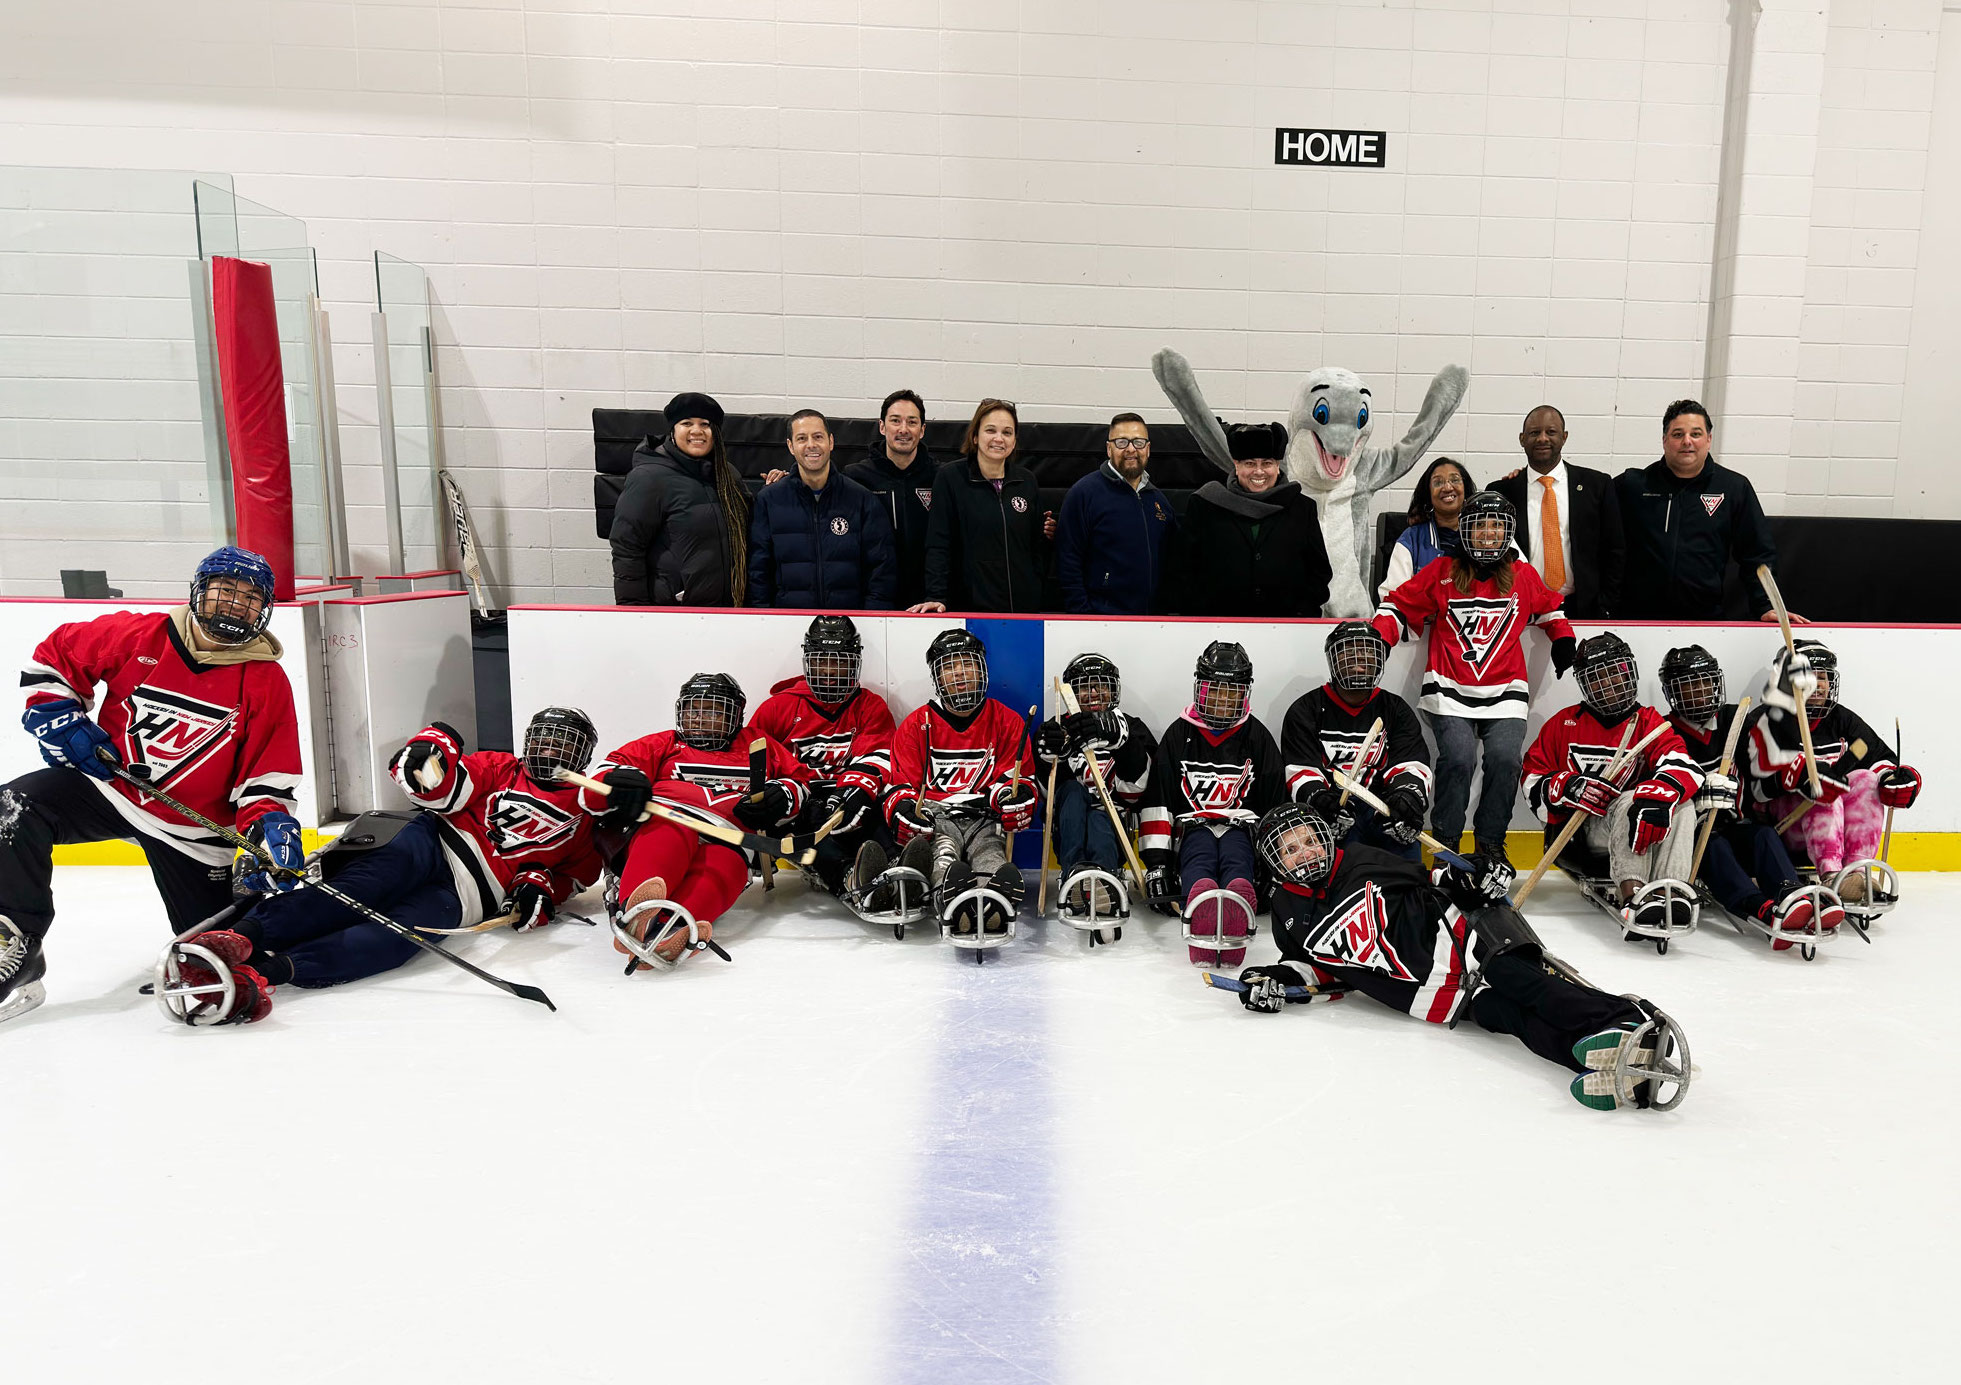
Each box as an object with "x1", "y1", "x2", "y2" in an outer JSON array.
[
  {"x1": 746, "y1": 470, "x2": 899, "y2": 611},
  {"x1": 1056, "y1": 462, "x2": 1176, "y2": 614},
  {"x1": 609, "y1": 439, "x2": 744, "y2": 606},
  {"x1": 921, "y1": 456, "x2": 1048, "y2": 613},
  {"x1": 844, "y1": 448, "x2": 941, "y2": 609},
  {"x1": 1612, "y1": 458, "x2": 1777, "y2": 619},
  {"x1": 1170, "y1": 479, "x2": 1333, "y2": 617}
]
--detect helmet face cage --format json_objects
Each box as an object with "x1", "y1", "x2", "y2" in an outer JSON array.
[
  {"x1": 190, "y1": 547, "x2": 275, "y2": 646},
  {"x1": 675, "y1": 686, "x2": 744, "y2": 750},
  {"x1": 1578, "y1": 655, "x2": 1641, "y2": 721},
  {"x1": 1326, "y1": 624, "x2": 1387, "y2": 694},
  {"x1": 1460, "y1": 504, "x2": 1515, "y2": 565},
  {"x1": 1794, "y1": 642, "x2": 1839, "y2": 716},
  {"x1": 1194, "y1": 676, "x2": 1250, "y2": 730},
  {"x1": 1257, "y1": 805, "x2": 1336, "y2": 888},
  {"x1": 803, "y1": 647, "x2": 862, "y2": 704},
  {"x1": 1068, "y1": 672, "x2": 1120, "y2": 712},
  {"x1": 931, "y1": 648, "x2": 989, "y2": 715},
  {"x1": 1661, "y1": 665, "x2": 1724, "y2": 723},
  {"x1": 523, "y1": 709, "x2": 596, "y2": 782}
]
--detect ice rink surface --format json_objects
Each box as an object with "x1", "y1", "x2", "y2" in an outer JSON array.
[{"x1": 7, "y1": 867, "x2": 1957, "y2": 1385}]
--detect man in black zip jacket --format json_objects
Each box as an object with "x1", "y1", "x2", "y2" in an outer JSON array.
[
  {"x1": 844, "y1": 389, "x2": 939, "y2": 609},
  {"x1": 1613, "y1": 399, "x2": 1794, "y2": 622}
]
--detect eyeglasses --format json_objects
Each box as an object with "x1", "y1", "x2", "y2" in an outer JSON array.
[{"x1": 1108, "y1": 437, "x2": 1150, "y2": 451}]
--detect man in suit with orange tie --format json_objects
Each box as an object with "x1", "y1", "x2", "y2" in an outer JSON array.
[{"x1": 1491, "y1": 405, "x2": 1623, "y2": 620}]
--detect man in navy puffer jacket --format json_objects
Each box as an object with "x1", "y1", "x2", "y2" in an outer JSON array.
[
  {"x1": 748, "y1": 410, "x2": 899, "y2": 610},
  {"x1": 1056, "y1": 413, "x2": 1176, "y2": 614}
]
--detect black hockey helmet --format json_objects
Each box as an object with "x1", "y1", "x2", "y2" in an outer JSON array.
[
  {"x1": 1658, "y1": 645, "x2": 1725, "y2": 724},
  {"x1": 1574, "y1": 633, "x2": 1640, "y2": 722},
  {"x1": 523, "y1": 706, "x2": 597, "y2": 783},
  {"x1": 1256, "y1": 803, "x2": 1337, "y2": 887},
  {"x1": 1063, "y1": 652, "x2": 1121, "y2": 712},
  {"x1": 1194, "y1": 640, "x2": 1254, "y2": 730},
  {"x1": 1458, "y1": 491, "x2": 1516, "y2": 566},
  {"x1": 675, "y1": 672, "x2": 746, "y2": 750},
  {"x1": 190, "y1": 545, "x2": 276, "y2": 645},
  {"x1": 1791, "y1": 637, "x2": 1839, "y2": 717},
  {"x1": 926, "y1": 627, "x2": 988, "y2": 715},
  {"x1": 802, "y1": 614, "x2": 863, "y2": 705},
  {"x1": 1324, "y1": 620, "x2": 1389, "y2": 695}
]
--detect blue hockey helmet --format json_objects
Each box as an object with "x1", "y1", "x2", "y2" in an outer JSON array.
[{"x1": 190, "y1": 546, "x2": 276, "y2": 645}]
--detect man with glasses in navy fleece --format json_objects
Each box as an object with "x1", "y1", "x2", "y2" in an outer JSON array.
[{"x1": 1056, "y1": 412, "x2": 1177, "y2": 614}]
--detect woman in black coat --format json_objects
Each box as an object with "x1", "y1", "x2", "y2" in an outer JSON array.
[
  {"x1": 1172, "y1": 422, "x2": 1333, "y2": 617},
  {"x1": 609, "y1": 391, "x2": 752, "y2": 606},
  {"x1": 911, "y1": 399, "x2": 1054, "y2": 614}
]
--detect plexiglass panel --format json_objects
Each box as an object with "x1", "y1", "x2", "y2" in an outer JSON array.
[{"x1": 375, "y1": 251, "x2": 441, "y2": 574}]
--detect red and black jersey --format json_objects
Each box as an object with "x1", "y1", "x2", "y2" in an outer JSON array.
[
  {"x1": 580, "y1": 726, "x2": 813, "y2": 827},
  {"x1": 1279, "y1": 685, "x2": 1432, "y2": 806},
  {"x1": 886, "y1": 698, "x2": 1035, "y2": 814},
  {"x1": 751, "y1": 678, "x2": 895, "y2": 792},
  {"x1": 389, "y1": 733, "x2": 605, "y2": 920},
  {"x1": 1521, "y1": 703, "x2": 1704, "y2": 825},
  {"x1": 22, "y1": 609, "x2": 302, "y2": 866},
  {"x1": 1740, "y1": 702, "x2": 1898, "y2": 807},
  {"x1": 1373, "y1": 556, "x2": 1572, "y2": 719},
  {"x1": 1137, "y1": 710, "x2": 1287, "y2": 862}
]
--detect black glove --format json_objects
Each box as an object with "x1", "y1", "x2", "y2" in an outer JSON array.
[
  {"x1": 891, "y1": 795, "x2": 933, "y2": 845},
  {"x1": 1440, "y1": 853, "x2": 1514, "y2": 911},
  {"x1": 1304, "y1": 785, "x2": 1346, "y2": 821},
  {"x1": 1144, "y1": 861, "x2": 1180, "y2": 916},
  {"x1": 504, "y1": 871, "x2": 555, "y2": 932},
  {"x1": 1550, "y1": 636, "x2": 1576, "y2": 678},
  {"x1": 1035, "y1": 719, "x2": 1069, "y2": 763},
  {"x1": 735, "y1": 780, "x2": 795, "y2": 830},
  {"x1": 817, "y1": 784, "x2": 870, "y2": 832},
  {"x1": 595, "y1": 766, "x2": 652, "y2": 831},
  {"x1": 1239, "y1": 964, "x2": 1306, "y2": 1014},
  {"x1": 1063, "y1": 709, "x2": 1125, "y2": 751},
  {"x1": 1380, "y1": 783, "x2": 1427, "y2": 846}
]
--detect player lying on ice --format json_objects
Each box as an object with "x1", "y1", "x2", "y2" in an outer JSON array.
[
  {"x1": 155, "y1": 708, "x2": 608, "y2": 1023},
  {"x1": 1659, "y1": 644, "x2": 1845, "y2": 951},
  {"x1": 1521, "y1": 634, "x2": 1706, "y2": 946},
  {"x1": 1138, "y1": 641, "x2": 1287, "y2": 966},
  {"x1": 1032, "y1": 652, "x2": 1157, "y2": 941},
  {"x1": 2, "y1": 547, "x2": 302, "y2": 1027},
  {"x1": 1237, "y1": 804, "x2": 1692, "y2": 1112},
  {"x1": 884, "y1": 629, "x2": 1036, "y2": 952},
  {"x1": 1281, "y1": 620, "x2": 1432, "y2": 861},
  {"x1": 577, "y1": 673, "x2": 812, "y2": 972}
]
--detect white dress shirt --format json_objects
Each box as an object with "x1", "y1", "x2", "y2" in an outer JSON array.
[{"x1": 1523, "y1": 460, "x2": 1573, "y2": 598}]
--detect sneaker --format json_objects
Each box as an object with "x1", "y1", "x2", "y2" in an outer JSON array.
[
  {"x1": 1569, "y1": 1025, "x2": 1654, "y2": 1111},
  {"x1": 1765, "y1": 894, "x2": 1814, "y2": 952},
  {"x1": 1183, "y1": 876, "x2": 1220, "y2": 966}
]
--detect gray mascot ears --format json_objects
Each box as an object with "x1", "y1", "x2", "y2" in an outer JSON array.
[{"x1": 1152, "y1": 349, "x2": 1470, "y2": 618}]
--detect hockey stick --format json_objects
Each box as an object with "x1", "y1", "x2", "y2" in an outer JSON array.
[
  {"x1": 555, "y1": 770, "x2": 827, "y2": 866},
  {"x1": 1758, "y1": 564, "x2": 1822, "y2": 801},
  {"x1": 1200, "y1": 971, "x2": 1350, "y2": 1003},
  {"x1": 95, "y1": 752, "x2": 556, "y2": 1011},
  {"x1": 1882, "y1": 718, "x2": 1900, "y2": 863},
  {"x1": 747, "y1": 738, "x2": 774, "y2": 892},
  {"x1": 1326, "y1": 766, "x2": 1472, "y2": 868},
  {"x1": 1690, "y1": 695, "x2": 1753, "y2": 879},
  {"x1": 1775, "y1": 736, "x2": 1867, "y2": 834},
  {"x1": 1338, "y1": 719, "x2": 1384, "y2": 811},
  {"x1": 1037, "y1": 750, "x2": 1060, "y2": 914},
  {"x1": 1513, "y1": 719, "x2": 1670, "y2": 907},
  {"x1": 1055, "y1": 679, "x2": 1150, "y2": 890},
  {"x1": 438, "y1": 468, "x2": 497, "y2": 618}
]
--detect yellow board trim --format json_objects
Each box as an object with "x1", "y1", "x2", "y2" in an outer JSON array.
[
  {"x1": 1473, "y1": 830, "x2": 1960, "y2": 873},
  {"x1": 53, "y1": 828, "x2": 340, "y2": 867}
]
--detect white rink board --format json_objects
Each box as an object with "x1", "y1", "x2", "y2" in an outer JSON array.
[
  {"x1": 508, "y1": 609, "x2": 1961, "y2": 832},
  {"x1": 323, "y1": 592, "x2": 476, "y2": 813}
]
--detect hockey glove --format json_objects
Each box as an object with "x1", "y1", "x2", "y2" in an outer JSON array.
[
  {"x1": 1034, "y1": 719, "x2": 1069, "y2": 763},
  {"x1": 1380, "y1": 783, "x2": 1428, "y2": 846},
  {"x1": 1144, "y1": 860, "x2": 1180, "y2": 917},
  {"x1": 1062, "y1": 709, "x2": 1125, "y2": 752},
  {"x1": 1545, "y1": 769, "x2": 1618, "y2": 818},
  {"x1": 1550, "y1": 635, "x2": 1577, "y2": 679},
  {"x1": 735, "y1": 780, "x2": 796, "y2": 830},
  {"x1": 592, "y1": 766, "x2": 653, "y2": 831},
  {"x1": 1693, "y1": 770, "x2": 1738, "y2": 815},
  {"x1": 1805, "y1": 766, "x2": 1848, "y2": 806},
  {"x1": 817, "y1": 784, "x2": 872, "y2": 833},
  {"x1": 1438, "y1": 853, "x2": 1514, "y2": 912},
  {"x1": 890, "y1": 794, "x2": 933, "y2": 845},
  {"x1": 989, "y1": 780, "x2": 1038, "y2": 833},
  {"x1": 240, "y1": 812, "x2": 305, "y2": 893},
  {"x1": 1303, "y1": 785, "x2": 1347, "y2": 822},
  {"x1": 1879, "y1": 765, "x2": 1922, "y2": 809},
  {"x1": 504, "y1": 870, "x2": 556, "y2": 932},
  {"x1": 398, "y1": 722, "x2": 463, "y2": 794},
  {"x1": 1238, "y1": 963, "x2": 1306, "y2": 1014},
  {"x1": 23, "y1": 698, "x2": 118, "y2": 780},
  {"x1": 1766, "y1": 648, "x2": 1816, "y2": 721},
  {"x1": 1627, "y1": 782, "x2": 1681, "y2": 855}
]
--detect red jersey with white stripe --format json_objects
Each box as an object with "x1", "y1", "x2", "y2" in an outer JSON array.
[
  {"x1": 751, "y1": 678, "x2": 895, "y2": 788},
  {"x1": 22, "y1": 609, "x2": 302, "y2": 865},
  {"x1": 1521, "y1": 703, "x2": 1704, "y2": 826},
  {"x1": 388, "y1": 731, "x2": 606, "y2": 920},
  {"x1": 1372, "y1": 556, "x2": 1573, "y2": 719},
  {"x1": 579, "y1": 727, "x2": 812, "y2": 828},
  {"x1": 886, "y1": 698, "x2": 1034, "y2": 813}
]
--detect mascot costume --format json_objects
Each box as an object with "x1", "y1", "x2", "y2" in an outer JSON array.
[{"x1": 1153, "y1": 349, "x2": 1470, "y2": 617}]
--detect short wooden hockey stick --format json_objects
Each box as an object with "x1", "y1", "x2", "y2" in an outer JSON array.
[
  {"x1": 1338, "y1": 719, "x2": 1384, "y2": 811},
  {"x1": 1690, "y1": 695, "x2": 1752, "y2": 879},
  {"x1": 748, "y1": 738, "x2": 774, "y2": 891},
  {"x1": 1056, "y1": 679, "x2": 1149, "y2": 890},
  {"x1": 1881, "y1": 717, "x2": 1901, "y2": 863},
  {"x1": 1037, "y1": 750, "x2": 1061, "y2": 914},
  {"x1": 556, "y1": 769, "x2": 827, "y2": 866},
  {"x1": 1759, "y1": 563, "x2": 1822, "y2": 800}
]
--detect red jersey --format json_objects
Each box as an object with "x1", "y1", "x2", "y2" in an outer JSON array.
[
  {"x1": 1521, "y1": 703, "x2": 1704, "y2": 826},
  {"x1": 750, "y1": 678, "x2": 895, "y2": 789},
  {"x1": 389, "y1": 733, "x2": 605, "y2": 920},
  {"x1": 886, "y1": 698, "x2": 1034, "y2": 816},
  {"x1": 1373, "y1": 556, "x2": 1572, "y2": 719},
  {"x1": 23, "y1": 609, "x2": 302, "y2": 865},
  {"x1": 579, "y1": 726, "x2": 812, "y2": 828}
]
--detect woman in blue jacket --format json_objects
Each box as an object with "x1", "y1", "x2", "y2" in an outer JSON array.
[{"x1": 747, "y1": 409, "x2": 898, "y2": 610}]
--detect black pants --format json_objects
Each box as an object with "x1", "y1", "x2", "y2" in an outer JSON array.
[
  {"x1": 1700, "y1": 820, "x2": 1799, "y2": 918},
  {"x1": 0, "y1": 767, "x2": 233, "y2": 940},
  {"x1": 1470, "y1": 951, "x2": 1643, "y2": 1074},
  {"x1": 802, "y1": 803, "x2": 896, "y2": 897}
]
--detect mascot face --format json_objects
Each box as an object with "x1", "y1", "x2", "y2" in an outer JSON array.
[{"x1": 1285, "y1": 366, "x2": 1373, "y2": 491}]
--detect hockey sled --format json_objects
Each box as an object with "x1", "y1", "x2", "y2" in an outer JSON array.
[
  {"x1": 1180, "y1": 885, "x2": 1257, "y2": 963},
  {"x1": 846, "y1": 865, "x2": 931, "y2": 940},
  {"x1": 1597, "y1": 1001, "x2": 1693, "y2": 1111},
  {"x1": 153, "y1": 936, "x2": 245, "y2": 1026},
  {"x1": 1554, "y1": 862, "x2": 1699, "y2": 954},
  {"x1": 939, "y1": 882, "x2": 1017, "y2": 963},
  {"x1": 1057, "y1": 866, "x2": 1129, "y2": 946},
  {"x1": 1810, "y1": 857, "x2": 1899, "y2": 932},
  {"x1": 1700, "y1": 882, "x2": 1843, "y2": 961}
]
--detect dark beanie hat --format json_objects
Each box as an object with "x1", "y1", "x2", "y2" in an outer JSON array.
[
  {"x1": 1226, "y1": 421, "x2": 1288, "y2": 462},
  {"x1": 664, "y1": 391, "x2": 725, "y2": 432}
]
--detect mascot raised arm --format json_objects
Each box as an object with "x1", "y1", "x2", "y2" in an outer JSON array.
[{"x1": 1153, "y1": 349, "x2": 1470, "y2": 617}]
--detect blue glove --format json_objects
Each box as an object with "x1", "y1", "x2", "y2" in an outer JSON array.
[
  {"x1": 23, "y1": 699, "x2": 117, "y2": 779},
  {"x1": 241, "y1": 812, "x2": 305, "y2": 893}
]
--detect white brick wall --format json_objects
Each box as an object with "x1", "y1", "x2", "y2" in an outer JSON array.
[{"x1": 0, "y1": 1, "x2": 1955, "y2": 603}]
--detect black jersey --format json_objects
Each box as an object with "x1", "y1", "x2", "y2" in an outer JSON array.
[
  {"x1": 1033, "y1": 711, "x2": 1157, "y2": 812},
  {"x1": 1739, "y1": 701, "x2": 1897, "y2": 808},
  {"x1": 1279, "y1": 685, "x2": 1432, "y2": 806},
  {"x1": 1138, "y1": 710, "x2": 1287, "y2": 863}
]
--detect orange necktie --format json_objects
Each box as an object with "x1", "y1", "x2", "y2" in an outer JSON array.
[{"x1": 1539, "y1": 475, "x2": 1566, "y2": 590}]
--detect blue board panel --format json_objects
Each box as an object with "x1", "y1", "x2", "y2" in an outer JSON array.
[{"x1": 965, "y1": 617, "x2": 1045, "y2": 867}]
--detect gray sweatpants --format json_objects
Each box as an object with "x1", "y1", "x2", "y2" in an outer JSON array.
[
  {"x1": 928, "y1": 810, "x2": 1007, "y2": 887},
  {"x1": 1581, "y1": 793, "x2": 1697, "y2": 889}
]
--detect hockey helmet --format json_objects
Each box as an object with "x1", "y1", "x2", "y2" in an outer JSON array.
[
  {"x1": 802, "y1": 614, "x2": 863, "y2": 705},
  {"x1": 523, "y1": 706, "x2": 597, "y2": 783},
  {"x1": 1256, "y1": 803, "x2": 1337, "y2": 888},
  {"x1": 927, "y1": 628, "x2": 989, "y2": 716},
  {"x1": 1791, "y1": 638, "x2": 1839, "y2": 717},
  {"x1": 1458, "y1": 491, "x2": 1516, "y2": 566},
  {"x1": 675, "y1": 672, "x2": 746, "y2": 750},
  {"x1": 1574, "y1": 633, "x2": 1641, "y2": 722},
  {"x1": 1063, "y1": 652, "x2": 1121, "y2": 712},
  {"x1": 1658, "y1": 646, "x2": 1725, "y2": 724},
  {"x1": 1193, "y1": 641, "x2": 1254, "y2": 731},
  {"x1": 1325, "y1": 621, "x2": 1389, "y2": 695},
  {"x1": 190, "y1": 546, "x2": 276, "y2": 646}
]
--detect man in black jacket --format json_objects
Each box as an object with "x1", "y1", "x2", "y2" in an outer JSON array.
[
  {"x1": 609, "y1": 392, "x2": 746, "y2": 606},
  {"x1": 844, "y1": 389, "x2": 939, "y2": 608},
  {"x1": 1613, "y1": 400, "x2": 1798, "y2": 622},
  {"x1": 1491, "y1": 405, "x2": 1623, "y2": 618},
  {"x1": 747, "y1": 410, "x2": 897, "y2": 610}
]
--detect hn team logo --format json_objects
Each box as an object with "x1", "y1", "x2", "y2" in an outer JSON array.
[
  {"x1": 485, "y1": 791, "x2": 579, "y2": 854},
  {"x1": 1444, "y1": 597, "x2": 1518, "y2": 673},
  {"x1": 1701, "y1": 495, "x2": 1724, "y2": 516},
  {"x1": 927, "y1": 747, "x2": 995, "y2": 796},
  {"x1": 794, "y1": 732, "x2": 857, "y2": 775},
  {"x1": 915, "y1": 488, "x2": 933, "y2": 511},
  {"x1": 122, "y1": 686, "x2": 237, "y2": 788},
  {"x1": 1321, "y1": 730, "x2": 1385, "y2": 779},
  {"x1": 1306, "y1": 883, "x2": 1415, "y2": 980},
  {"x1": 1180, "y1": 760, "x2": 1254, "y2": 814},
  {"x1": 673, "y1": 761, "x2": 754, "y2": 797},
  {"x1": 1567, "y1": 742, "x2": 1630, "y2": 776}
]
